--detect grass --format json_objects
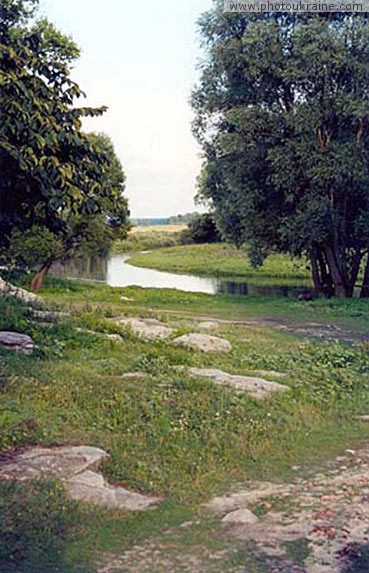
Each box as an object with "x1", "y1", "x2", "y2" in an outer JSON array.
[
  {"x1": 128, "y1": 243, "x2": 312, "y2": 284},
  {"x1": 0, "y1": 280, "x2": 368, "y2": 570},
  {"x1": 113, "y1": 224, "x2": 189, "y2": 253}
]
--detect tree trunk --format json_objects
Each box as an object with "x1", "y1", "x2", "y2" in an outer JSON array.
[
  {"x1": 349, "y1": 248, "x2": 363, "y2": 297},
  {"x1": 29, "y1": 258, "x2": 53, "y2": 291},
  {"x1": 324, "y1": 244, "x2": 351, "y2": 297},
  {"x1": 317, "y1": 249, "x2": 334, "y2": 297},
  {"x1": 310, "y1": 247, "x2": 322, "y2": 294},
  {"x1": 360, "y1": 252, "x2": 369, "y2": 298}
]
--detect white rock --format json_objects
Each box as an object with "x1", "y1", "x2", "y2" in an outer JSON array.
[
  {"x1": 68, "y1": 470, "x2": 159, "y2": 510},
  {"x1": 222, "y1": 508, "x2": 259, "y2": 525},
  {"x1": 173, "y1": 333, "x2": 232, "y2": 353},
  {"x1": 113, "y1": 317, "x2": 173, "y2": 340},
  {"x1": 121, "y1": 372, "x2": 149, "y2": 380},
  {"x1": 198, "y1": 321, "x2": 219, "y2": 330},
  {"x1": 0, "y1": 445, "x2": 160, "y2": 511},
  {"x1": 0, "y1": 278, "x2": 42, "y2": 304},
  {"x1": 185, "y1": 367, "x2": 289, "y2": 399}
]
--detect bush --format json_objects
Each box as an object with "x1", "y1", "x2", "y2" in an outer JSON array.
[
  {"x1": 188, "y1": 213, "x2": 222, "y2": 244},
  {"x1": 0, "y1": 480, "x2": 82, "y2": 570}
]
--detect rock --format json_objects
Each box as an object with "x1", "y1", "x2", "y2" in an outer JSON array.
[
  {"x1": 198, "y1": 321, "x2": 219, "y2": 330},
  {"x1": 113, "y1": 317, "x2": 173, "y2": 340},
  {"x1": 184, "y1": 367, "x2": 289, "y2": 399},
  {"x1": 222, "y1": 508, "x2": 259, "y2": 525},
  {"x1": 120, "y1": 296, "x2": 133, "y2": 302},
  {"x1": 0, "y1": 331, "x2": 34, "y2": 354},
  {"x1": 354, "y1": 415, "x2": 369, "y2": 422},
  {"x1": 0, "y1": 446, "x2": 108, "y2": 480},
  {"x1": 255, "y1": 370, "x2": 287, "y2": 379},
  {"x1": 0, "y1": 445, "x2": 160, "y2": 511},
  {"x1": 121, "y1": 372, "x2": 149, "y2": 380},
  {"x1": 75, "y1": 328, "x2": 123, "y2": 342},
  {"x1": 0, "y1": 278, "x2": 43, "y2": 304},
  {"x1": 105, "y1": 334, "x2": 123, "y2": 342},
  {"x1": 68, "y1": 470, "x2": 159, "y2": 510},
  {"x1": 173, "y1": 333, "x2": 232, "y2": 353},
  {"x1": 26, "y1": 308, "x2": 69, "y2": 322}
]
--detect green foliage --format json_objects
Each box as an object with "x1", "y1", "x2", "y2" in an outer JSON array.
[
  {"x1": 0, "y1": 1, "x2": 129, "y2": 274},
  {"x1": 0, "y1": 479, "x2": 82, "y2": 570},
  {"x1": 193, "y1": 8, "x2": 369, "y2": 297},
  {"x1": 188, "y1": 213, "x2": 222, "y2": 244},
  {"x1": 3, "y1": 225, "x2": 63, "y2": 270}
]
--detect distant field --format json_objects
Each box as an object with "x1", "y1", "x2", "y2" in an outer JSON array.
[
  {"x1": 113, "y1": 224, "x2": 188, "y2": 253},
  {"x1": 130, "y1": 224, "x2": 187, "y2": 234}
]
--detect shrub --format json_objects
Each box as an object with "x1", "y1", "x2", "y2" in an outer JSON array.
[{"x1": 188, "y1": 213, "x2": 222, "y2": 244}]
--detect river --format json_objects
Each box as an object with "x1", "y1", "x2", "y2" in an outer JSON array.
[{"x1": 50, "y1": 254, "x2": 313, "y2": 298}]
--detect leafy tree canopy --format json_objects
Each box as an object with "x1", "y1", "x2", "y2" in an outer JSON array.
[
  {"x1": 193, "y1": 5, "x2": 369, "y2": 297},
  {"x1": 0, "y1": 0, "x2": 129, "y2": 288}
]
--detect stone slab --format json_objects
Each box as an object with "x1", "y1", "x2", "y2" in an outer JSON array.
[
  {"x1": 0, "y1": 445, "x2": 160, "y2": 511},
  {"x1": 185, "y1": 367, "x2": 289, "y2": 399},
  {"x1": 113, "y1": 317, "x2": 173, "y2": 340},
  {"x1": 173, "y1": 333, "x2": 232, "y2": 353},
  {"x1": 0, "y1": 331, "x2": 34, "y2": 354}
]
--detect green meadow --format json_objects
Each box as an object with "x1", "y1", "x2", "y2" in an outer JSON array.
[{"x1": 1, "y1": 276, "x2": 368, "y2": 570}]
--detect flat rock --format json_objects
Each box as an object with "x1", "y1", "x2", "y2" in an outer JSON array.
[
  {"x1": 75, "y1": 328, "x2": 123, "y2": 342},
  {"x1": 185, "y1": 368, "x2": 289, "y2": 399},
  {"x1": 0, "y1": 445, "x2": 159, "y2": 511},
  {"x1": 0, "y1": 331, "x2": 34, "y2": 354},
  {"x1": 222, "y1": 508, "x2": 259, "y2": 525},
  {"x1": 26, "y1": 308, "x2": 69, "y2": 323},
  {"x1": 255, "y1": 370, "x2": 287, "y2": 379},
  {"x1": 173, "y1": 333, "x2": 232, "y2": 353},
  {"x1": 121, "y1": 372, "x2": 149, "y2": 380},
  {"x1": 0, "y1": 278, "x2": 42, "y2": 304},
  {"x1": 68, "y1": 470, "x2": 159, "y2": 510},
  {"x1": 113, "y1": 317, "x2": 173, "y2": 340},
  {"x1": 0, "y1": 446, "x2": 108, "y2": 480},
  {"x1": 198, "y1": 321, "x2": 219, "y2": 330}
]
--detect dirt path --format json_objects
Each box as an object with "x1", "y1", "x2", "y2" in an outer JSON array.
[
  {"x1": 159, "y1": 309, "x2": 369, "y2": 344},
  {"x1": 97, "y1": 446, "x2": 369, "y2": 572}
]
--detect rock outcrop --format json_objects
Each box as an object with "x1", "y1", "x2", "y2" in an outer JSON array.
[
  {"x1": 173, "y1": 333, "x2": 232, "y2": 353},
  {"x1": 0, "y1": 446, "x2": 160, "y2": 511},
  {"x1": 113, "y1": 317, "x2": 173, "y2": 340},
  {"x1": 0, "y1": 331, "x2": 35, "y2": 354}
]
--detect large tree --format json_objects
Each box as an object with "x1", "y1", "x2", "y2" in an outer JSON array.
[
  {"x1": 192, "y1": 7, "x2": 369, "y2": 297},
  {"x1": 0, "y1": 0, "x2": 129, "y2": 288}
]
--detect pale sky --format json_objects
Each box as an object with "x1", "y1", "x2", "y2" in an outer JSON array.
[{"x1": 38, "y1": 0, "x2": 213, "y2": 218}]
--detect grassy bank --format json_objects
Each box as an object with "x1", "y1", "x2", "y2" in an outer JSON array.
[
  {"x1": 1, "y1": 281, "x2": 369, "y2": 570},
  {"x1": 128, "y1": 243, "x2": 311, "y2": 284}
]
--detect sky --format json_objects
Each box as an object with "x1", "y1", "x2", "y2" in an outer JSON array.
[{"x1": 38, "y1": 0, "x2": 214, "y2": 218}]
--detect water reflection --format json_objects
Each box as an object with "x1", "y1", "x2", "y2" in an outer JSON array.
[{"x1": 51, "y1": 254, "x2": 312, "y2": 298}]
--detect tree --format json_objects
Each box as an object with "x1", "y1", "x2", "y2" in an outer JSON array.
[
  {"x1": 188, "y1": 212, "x2": 222, "y2": 243},
  {"x1": 0, "y1": 0, "x2": 129, "y2": 288},
  {"x1": 192, "y1": 6, "x2": 369, "y2": 297}
]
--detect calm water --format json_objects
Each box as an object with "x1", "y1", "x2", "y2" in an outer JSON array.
[{"x1": 51, "y1": 254, "x2": 313, "y2": 298}]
